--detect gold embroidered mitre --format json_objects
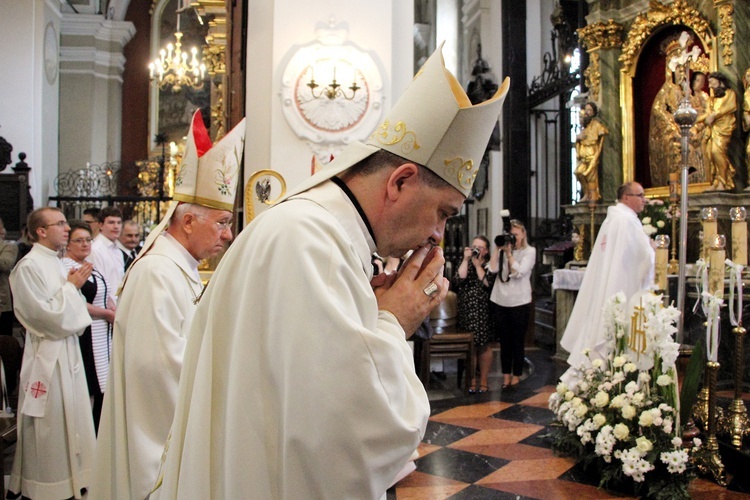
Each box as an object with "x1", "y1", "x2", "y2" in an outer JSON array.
[
  {"x1": 173, "y1": 110, "x2": 246, "y2": 211},
  {"x1": 365, "y1": 42, "x2": 509, "y2": 197}
]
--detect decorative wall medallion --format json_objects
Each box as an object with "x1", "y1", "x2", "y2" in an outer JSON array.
[
  {"x1": 279, "y1": 20, "x2": 384, "y2": 164},
  {"x1": 44, "y1": 22, "x2": 59, "y2": 85}
]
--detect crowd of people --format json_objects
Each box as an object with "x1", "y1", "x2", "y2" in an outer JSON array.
[{"x1": 0, "y1": 43, "x2": 653, "y2": 500}]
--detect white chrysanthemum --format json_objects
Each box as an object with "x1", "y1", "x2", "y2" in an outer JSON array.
[
  {"x1": 625, "y1": 381, "x2": 638, "y2": 394},
  {"x1": 624, "y1": 362, "x2": 637, "y2": 373},
  {"x1": 693, "y1": 438, "x2": 702, "y2": 449},
  {"x1": 638, "y1": 372, "x2": 651, "y2": 384},
  {"x1": 672, "y1": 436, "x2": 683, "y2": 448},
  {"x1": 592, "y1": 359, "x2": 604, "y2": 369},
  {"x1": 662, "y1": 417, "x2": 673, "y2": 434},
  {"x1": 611, "y1": 372, "x2": 625, "y2": 384},
  {"x1": 631, "y1": 393, "x2": 645, "y2": 405},
  {"x1": 613, "y1": 356, "x2": 626, "y2": 368},
  {"x1": 565, "y1": 391, "x2": 574, "y2": 401},
  {"x1": 556, "y1": 382, "x2": 567, "y2": 395}
]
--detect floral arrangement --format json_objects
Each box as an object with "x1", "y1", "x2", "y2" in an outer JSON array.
[
  {"x1": 549, "y1": 292, "x2": 699, "y2": 499},
  {"x1": 640, "y1": 198, "x2": 672, "y2": 238}
]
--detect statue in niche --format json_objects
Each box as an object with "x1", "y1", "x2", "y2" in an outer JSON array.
[
  {"x1": 648, "y1": 37, "x2": 683, "y2": 187},
  {"x1": 743, "y1": 68, "x2": 750, "y2": 191},
  {"x1": 575, "y1": 101, "x2": 609, "y2": 202},
  {"x1": 697, "y1": 71, "x2": 737, "y2": 191},
  {"x1": 687, "y1": 70, "x2": 708, "y2": 182}
]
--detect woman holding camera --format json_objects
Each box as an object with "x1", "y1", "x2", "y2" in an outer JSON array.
[
  {"x1": 489, "y1": 220, "x2": 536, "y2": 389},
  {"x1": 451, "y1": 235, "x2": 493, "y2": 393}
]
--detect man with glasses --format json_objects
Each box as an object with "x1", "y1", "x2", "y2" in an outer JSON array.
[
  {"x1": 560, "y1": 182, "x2": 654, "y2": 384},
  {"x1": 7, "y1": 208, "x2": 95, "y2": 499},
  {"x1": 92, "y1": 112, "x2": 245, "y2": 500}
]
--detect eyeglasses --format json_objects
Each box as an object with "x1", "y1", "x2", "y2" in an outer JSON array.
[
  {"x1": 193, "y1": 214, "x2": 232, "y2": 232},
  {"x1": 626, "y1": 193, "x2": 646, "y2": 198},
  {"x1": 69, "y1": 237, "x2": 93, "y2": 244},
  {"x1": 44, "y1": 220, "x2": 68, "y2": 228}
]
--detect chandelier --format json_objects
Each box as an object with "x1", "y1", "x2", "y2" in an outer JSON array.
[
  {"x1": 306, "y1": 64, "x2": 360, "y2": 100},
  {"x1": 149, "y1": 12, "x2": 206, "y2": 93}
]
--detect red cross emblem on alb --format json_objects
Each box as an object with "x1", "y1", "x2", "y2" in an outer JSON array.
[{"x1": 30, "y1": 381, "x2": 47, "y2": 398}]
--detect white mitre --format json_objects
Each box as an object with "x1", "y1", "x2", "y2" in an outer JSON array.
[{"x1": 282, "y1": 41, "x2": 510, "y2": 199}]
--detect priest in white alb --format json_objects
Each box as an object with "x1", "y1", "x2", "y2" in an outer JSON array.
[
  {"x1": 560, "y1": 182, "x2": 654, "y2": 383},
  {"x1": 90, "y1": 111, "x2": 246, "y2": 500},
  {"x1": 8, "y1": 207, "x2": 95, "y2": 499},
  {"x1": 151, "y1": 45, "x2": 509, "y2": 499}
]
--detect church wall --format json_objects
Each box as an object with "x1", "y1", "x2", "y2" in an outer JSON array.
[
  {"x1": 0, "y1": 0, "x2": 59, "y2": 205},
  {"x1": 244, "y1": 0, "x2": 413, "y2": 196}
]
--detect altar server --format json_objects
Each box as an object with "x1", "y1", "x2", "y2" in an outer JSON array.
[
  {"x1": 8, "y1": 207, "x2": 94, "y2": 499},
  {"x1": 152, "y1": 44, "x2": 509, "y2": 499},
  {"x1": 91, "y1": 111, "x2": 245, "y2": 500},
  {"x1": 560, "y1": 182, "x2": 654, "y2": 383}
]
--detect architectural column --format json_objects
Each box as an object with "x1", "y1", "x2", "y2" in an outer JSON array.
[
  {"x1": 578, "y1": 19, "x2": 623, "y2": 199},
  {"x1": 59, "y1": 14, "x2": 135, "y2": 175}
]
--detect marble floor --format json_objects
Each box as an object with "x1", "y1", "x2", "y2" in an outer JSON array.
[{"x1": 388, "y1": 347, "x2": 750, "y2": 499}]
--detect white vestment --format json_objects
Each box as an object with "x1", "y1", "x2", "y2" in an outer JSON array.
[
  {"x1": 560, "y1": 203, "x2": 654, "y2": 381},
  {"x1": 8, "y1": 244, "x2": 95, "y2": 500},
  {"x1": 91, "y1": 234, "x2": 202, "y2": 500},
  {"x1": 152, "y1": 181, "x2": 430, "y2": 500}
]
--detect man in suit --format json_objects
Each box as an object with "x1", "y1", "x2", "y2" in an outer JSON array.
[{"x1": 117, "y1": 220, "x2": 141, "y2": 271}]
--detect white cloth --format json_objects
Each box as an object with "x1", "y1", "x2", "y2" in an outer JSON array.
[
  {"x1": 90, "y1": 233, "x2": 125, "y2": 297},
  {"x1": 91, "y1": 233, "x2": 202, "y2": 500},
  {"x1": 489, "y1": 245, "x2": 536, "y2": 307},
  {"x1": 8, "y1": 244, "x2": 95, "y2": 500},
  {"x1": 152, "y1": 180, "x2": 430, "y2": 499},
  {"x1": 560, "y1": 203, "x2": 654, "y2": 381},
  {"x1": 552, "y1": 268, "x2": 586, "y2": 291}
]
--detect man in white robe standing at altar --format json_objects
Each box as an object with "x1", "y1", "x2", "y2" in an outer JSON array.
[
  {"x1": 560, "y1": 182, "x2": 654, "y2": 383},
  {"x1": 151, "y1": 45, "x2": 509, "y2": 500},
  {"x1": 8, "y1": 207, "x2": 95, "y2": 500},
  {"x1": 91, "y1": 111, "x2": 246, "y2": 500}
]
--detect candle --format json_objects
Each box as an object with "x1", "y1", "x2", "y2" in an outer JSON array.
[
  {"x1": 701, "y1": 207, "x2": 718, "y2": 261},
  {"x1": 654, "y1": 234, "x2": 670, "y2": 290},
  {"x1": 708, "y1": 233, "x2": 726, "y2": 298},
  {"x1": 730, "y1": 206, "x2": 747, "y2": 266}
]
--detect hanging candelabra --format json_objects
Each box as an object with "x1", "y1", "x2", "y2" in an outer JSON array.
[{"x1": 149, "y1": 12, "x2": 206, "y2": 92}]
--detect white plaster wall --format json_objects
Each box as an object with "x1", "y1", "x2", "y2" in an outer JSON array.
[
  {"x1": 245, "y1": 0, "x2": 413, "y2": 196},
  {"x1": 0, "y1": 0, "x2": 59, "y2": 205}
]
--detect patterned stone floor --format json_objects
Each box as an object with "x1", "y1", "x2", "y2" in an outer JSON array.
[{"x1": 387, "y1": 347, "x2": 750, "y2": 499}]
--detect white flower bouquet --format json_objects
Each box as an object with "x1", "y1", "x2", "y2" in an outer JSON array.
[
  {"x1": 640, "y1": 199, "x2": 670, "y2": 238},
  {"x1": 549, "y1": 292, "x2": 699, "y2": 499}
]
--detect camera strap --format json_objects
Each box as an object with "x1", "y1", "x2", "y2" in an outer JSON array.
[{"x1": 498, "y1": 253, "x2": 510, "y2": 283}]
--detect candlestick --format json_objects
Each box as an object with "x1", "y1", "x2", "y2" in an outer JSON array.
[
  {"x1": 730, "y1": 206, "x2": 747, "y2": 266},
  {"x1": 654, "y1": 234, "x2": 670, "y2": 291},
  {"x1": 701, "y1": 207, "x2": 718, "y2": 261}
]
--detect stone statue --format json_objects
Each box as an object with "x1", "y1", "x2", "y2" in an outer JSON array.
[
  {"x1": 688, "y1": 71, "x2": 708, "y2": 182},
  {"x1": 0, "y1": 136, "x2": 12, "y2": 172},
  {"x1": 648, "y1": 38, "x2": 683, "y2": 187},
  {"x1": 743, "y1": 68, "x2": 750, "y2": 191},
  {"x1": 698, "y1": 71, "x2": 737, "y2": 191},
  {"x1": 575, "y1": 101, "x2": 609, "y2": 202}
]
